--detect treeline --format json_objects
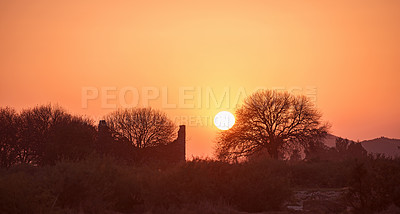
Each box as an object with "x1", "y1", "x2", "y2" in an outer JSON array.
[
  {"x1": 0, "y1": 105, "x2": 180, "y2": 168},
  {"x1": 0, "y1": 105, "x2": 96, "y2": 167},
  {"x1": 305, "y1": 137, "x2": 368, "y2": 162}
]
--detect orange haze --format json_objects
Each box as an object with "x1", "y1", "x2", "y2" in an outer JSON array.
[{"x1": 1, "y1": 0, "x2": 400, "y2": 158}]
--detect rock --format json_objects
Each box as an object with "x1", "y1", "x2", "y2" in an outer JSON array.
[{"x1": 303, "y1": 200, "x2": 346, "y2": 213}]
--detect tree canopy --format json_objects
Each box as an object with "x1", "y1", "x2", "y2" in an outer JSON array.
[
  {"x1": 105, "y1": 107, "x2": 177, "y2": 148},
  {"x1": 0, "y1": 105, "x2": 96, "y2": 166},
  {"x1": 215, "y1": 90, "x2": 329, "y2": 161}
]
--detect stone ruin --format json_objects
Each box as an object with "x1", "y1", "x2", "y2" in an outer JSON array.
[{"x1": 96, "y1": 120, "x2": 185, "y2": 164}]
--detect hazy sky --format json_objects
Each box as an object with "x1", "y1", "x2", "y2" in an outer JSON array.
[{"x1": 1, "y1": 0, "x2": 399, "y2": 157}]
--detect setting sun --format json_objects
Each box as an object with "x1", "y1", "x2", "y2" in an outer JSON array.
[{"x1": 214, "y1": 111, "x2": 235, "y2": 130}]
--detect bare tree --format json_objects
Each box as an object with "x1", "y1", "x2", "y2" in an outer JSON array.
[
  {"x1": 17, "y1": 105, "x2": 96, "y2": 165},
  {"x1": 18, "y1": 105, "x2": 67, "y2": 164},
  {"x1": 0, "y1": 107, "x2": 19, "y2": 167},
  {"x1": 0, "y1": 105, "x2": 97, "y2": 166},
  {"x1": 105, "y1": 107, "x2": 177, "y2": 148},
  {"x1": 215, "y1": 90, "x2": 329, "y2": 161}
]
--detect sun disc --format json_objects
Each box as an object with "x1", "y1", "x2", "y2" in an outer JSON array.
[{"x1": 214, "y1": 111, "x2": 235, "y2": 130}]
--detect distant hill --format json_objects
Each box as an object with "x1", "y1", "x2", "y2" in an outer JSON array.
[
  {"x1": 361, "y1": 137, "x2": 400, "y2": 158},
  {"x1": 323, "y1": 135, "x2": 400, "y2": 158}
]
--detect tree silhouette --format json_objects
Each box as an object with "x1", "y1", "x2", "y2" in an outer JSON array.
[
  {"x1": 17, "y1": 105, "x2": 95, "y2": 165},
  {"x1": 43, "y1": 115, "x2": 96, "y2": 164},
  {"x1": 17, "y1": 105, "x2": 67, "y2": 164},
  {"x1": 0, "y1": 105, "x2": 97, "y2": 166},
  {"x1": 335, "y1": 137, "x2": 367, "y2": 159},
  {"x1": 105, "y1": 107, "x2": 177, "y2": 149},
  {"x1": 0, "y1": 107, "x2": 19, "y2": 167},
  {"x1": 216, "y1": 90, "x2": 329, "y2": 161}
]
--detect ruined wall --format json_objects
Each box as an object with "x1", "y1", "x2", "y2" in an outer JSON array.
[
  {"x1": 96, "y1": 121, "x2": 186, "y2": 164},
  {"x1": 139, "y1": 125, "x2": 186, "y2": 163}
]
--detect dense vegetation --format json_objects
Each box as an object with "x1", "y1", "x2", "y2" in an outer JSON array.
[{"x1": 0, "y1": 155, "x2": 399, "y2": 213}]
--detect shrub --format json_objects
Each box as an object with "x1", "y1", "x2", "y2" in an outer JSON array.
[
  {"x1": 40, "y1": 156, "x2": 143, "y2": 213},
  {"x1": 0, "y1": 170, "x2": 53, "y2": 213},
  {"x1": 346, "y1": 157, "x2": 400, "y2": 213},
  {"x1": 289, "y1": 160, "x2": 351, "y2": 188},
  {"x1": 228, "y1": 160, "x2": 292, "y2": 212},
  {"x1": 140, "y1": 159, "x2": 292, "y2": 212}
]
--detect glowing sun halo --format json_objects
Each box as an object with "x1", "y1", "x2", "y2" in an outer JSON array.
[{"x1": 214, "y1": 111, "x2": 235, "y2": 130}]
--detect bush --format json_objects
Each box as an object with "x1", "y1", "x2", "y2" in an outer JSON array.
[
  {"x1": 228, "y1": 160, "x2": 291, "y2": 212},
  {"x1": 0, "y1": 170, "x2": 53, "y2": 213},
  {"x1": 289, "y1": 160, "x2": 351, "y2": 188},
  {"x1": 346, "y1": 157, "x2": 400, "y2": 213},
  {"x1": 40, "y1": 156, "x2": 143, "y2": 213},
  {"x1": 0, "y1": 156, "x2": 143, "y2": 213},
  {"x1": 140, "y1": 159, "x2": 291, "y2": 212}
]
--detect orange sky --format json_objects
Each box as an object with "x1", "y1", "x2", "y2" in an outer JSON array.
[{"x1": 1, "y1": 0, "x2": 399, "y2": 158}]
